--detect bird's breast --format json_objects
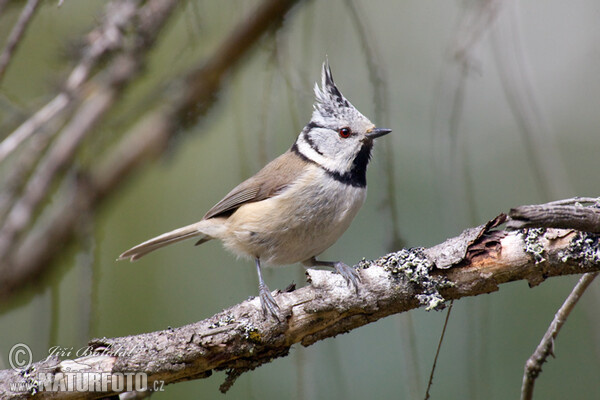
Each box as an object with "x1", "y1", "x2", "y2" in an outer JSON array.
[{"x1": 222, "y1": 166, "x2": 366, "y2": 265}]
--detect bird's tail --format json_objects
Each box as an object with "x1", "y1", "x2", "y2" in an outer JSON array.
[{"x1": 118, "y1": 221, "x2": 211, "y2": 262}]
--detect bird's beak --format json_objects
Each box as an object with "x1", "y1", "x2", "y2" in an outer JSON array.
[{"x1": 366, "y1": 128, "x2": 392, "y2": 139}]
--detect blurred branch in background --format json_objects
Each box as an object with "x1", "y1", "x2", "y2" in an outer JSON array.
[
  {"x1": 1, "y1": 198, "x2": 599, "y2": 399},
  {"x1": 0, "y1": 0, "x2": 141, "y2": 163},
  {"x1": 490, "y1": 0, "x2": 572, "y2": 199},
  {"x1": 0, "y1": 0, "x2": 40, "y2": 84},
  {"x1": 344, "y1": 0, "x2": 402, "y2": 250},
  {"x1": 0, "y1": 0, "x2": 303, "y2": 301},
  {"x1": 432, "y1": 0, "x2": 503, "y2": 228},
  {"x1": 433, "y1": 0, "x2": 572, "y2": 224},
  {"x1": 0, "y1": 0, "x2": 179, "y2": 298}
]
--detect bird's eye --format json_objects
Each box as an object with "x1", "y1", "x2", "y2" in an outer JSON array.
[{"x1": 339, "y1": 127, "x2": 351, "y2": 138}]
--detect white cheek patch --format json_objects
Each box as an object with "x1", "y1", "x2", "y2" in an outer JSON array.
[{"x1": 295, "y1": 133, "x2": 345, "y2": 174}]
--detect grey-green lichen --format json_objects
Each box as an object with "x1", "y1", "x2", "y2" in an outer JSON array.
[
  {"x1": 208, "y1": 314, "x2": 235, "y2": 329},
  {"x1": 361, "y1": 248, "x2": 453, "y2": 311},
  {"x1": 559, "y1": 231, "x2": 600, "y2": 267},
  {"x1": 523, "y1": 228, "x2": 547, "y2": 264}
]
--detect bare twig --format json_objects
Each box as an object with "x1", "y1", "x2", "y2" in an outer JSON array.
[
  {"x1": 0, "y1": 94, "x2": 70, "y2": 163},
  {"x1": 0, "y1": 0, "x2": 139, "y2": 163},
  {"x1": 1, "y1": 220, "x2": 599, "y2": 398},
  {"x1": 424, "y1": 300, "x2": 454, "y2": 400},
  {"x1": 520, "y1": 272, "x2": 599, "y2": 400},
  {"x1": 0, "y1": 0, "x2": 179, "y2": 267},
  {"x1": 2, "y1": 113, "x2": 172, "y2": 295},
  {"x1": 0, "y1": 87, "x2": 116, "y2": 258},
  {"x1": 173, "y1": 0, "x2": 302, "y2": 127},
  {"x1": 0, "y1": 0, "x2": 40, "y2": 83}
]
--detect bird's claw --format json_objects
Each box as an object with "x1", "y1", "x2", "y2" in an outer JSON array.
[
  {"x1": 259, "y1": 283, "x2": 280, "y2": 320},
  {"x1": 334, "y1": 262, "x2": 361, "y2": 292}
]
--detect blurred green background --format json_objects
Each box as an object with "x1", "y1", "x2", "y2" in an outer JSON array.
[{"x1": 1, "y1": 0, "x2": 599, "y2": 398}]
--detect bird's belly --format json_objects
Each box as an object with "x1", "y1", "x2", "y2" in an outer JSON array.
[{"x1": 222, "y1": 175, "x2": 366, "y2": 265}]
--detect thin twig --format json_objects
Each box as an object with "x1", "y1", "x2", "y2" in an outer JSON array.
[
  {"x1": 0, "y1": 0, "x2": 179, "y2": 282},
  {"x1": 0, "y1": 97, "x2": 69, "y2": 222},
  {"x1": 0, "y1": 0, "x2": 40, "y2": 83},
  {"x1": 0, "y1": 88, "x2": 116, "y2": 258},
  {"x1": 0, "y1": 0, "x2": 139, "y2": 163},
  {"x1": 0, "y1": 93, "x2": 69, "y2": 163},
  {"x1": 520, "y1": 272, "x2": 599, "y2": 400},
  {"x1": 424, "y1": 300, "x2": 454, "y2": 400}
]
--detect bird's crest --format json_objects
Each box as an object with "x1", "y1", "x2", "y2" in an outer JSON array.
[{"x1": 312, "y1": 62, "x2": 368, "y2": 127}]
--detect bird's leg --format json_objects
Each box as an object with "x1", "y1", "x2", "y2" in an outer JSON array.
[
  {"x1": 305, "y1": 257, "x2": 361, "y2": 292},
  {"x1": 255, "y1": 258, "x2": 280, "y2": 320}
]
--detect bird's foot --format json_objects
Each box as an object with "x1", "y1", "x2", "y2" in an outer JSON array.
[
  {"x1": 333, "y1": 261, "x2": 361, "y2": 292},
  {"x1": 259, "y1": 283, "x2": 280, "y2": 320}
]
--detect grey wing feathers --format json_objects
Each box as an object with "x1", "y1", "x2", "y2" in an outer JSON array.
[
  {"x1": 203, "y1": 186, "x2": 260, "y2": 219},
  {"x1": 202, "y1": 150, "x2": 307, "y2": 220}
]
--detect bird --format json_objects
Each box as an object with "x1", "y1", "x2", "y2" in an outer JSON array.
[{"x1": 118, "y1": 61, "x2": 391, "y2": 318}]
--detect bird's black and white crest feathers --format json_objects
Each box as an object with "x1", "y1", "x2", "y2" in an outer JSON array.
[{"x1": 312, "y1": 62, "x2": 371, "y2": 129}]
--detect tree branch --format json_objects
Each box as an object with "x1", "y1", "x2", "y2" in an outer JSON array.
[
  {"x1": 1, "y1": 206, "x2": 599, "y2": 398},
  {"x1": 0, "y1": 0, "x2": 139, "y2": 163},
  {"x1": 0, "y1": 0, "x2": 40, "y2": 84},
  {"x1": 0, "y1": 0, "x2": 178, "y2": 266},
  {"x1": 520, "y1": 271, "x2": 599, "y2": 400},
  {"x1": 509, "y1": 197, "x2": 600, "y2": 232}
]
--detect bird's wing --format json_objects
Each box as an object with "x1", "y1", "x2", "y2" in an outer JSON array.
[
  {"x1": 203, "y1": 149, "x2": 308, "y2": 219},
  {"x1": 203, "y1": 186, "x2": 261, "y2": 219}
]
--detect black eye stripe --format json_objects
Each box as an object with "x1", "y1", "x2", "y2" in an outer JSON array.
[{"x1": 305, "y1": 121, "x2": 325, "y2": 131}]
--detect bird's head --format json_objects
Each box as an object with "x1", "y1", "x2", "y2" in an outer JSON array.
[{"x1": 293, "y1": 62, "x2": 391, "y2": 187}]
